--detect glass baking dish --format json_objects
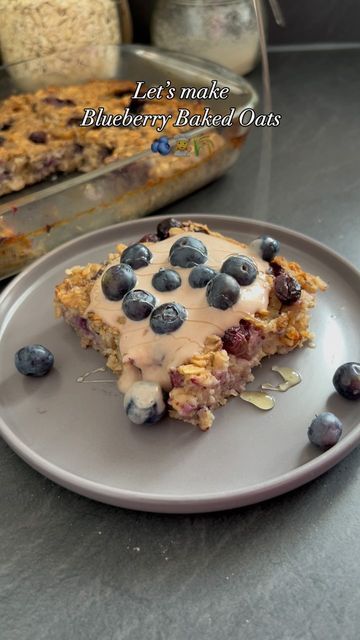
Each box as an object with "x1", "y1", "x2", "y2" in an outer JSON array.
[{"x1": 0, "y1": 44, "x2": 257, "y2": 279}]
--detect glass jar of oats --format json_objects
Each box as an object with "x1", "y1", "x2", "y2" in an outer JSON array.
[{"x1": 0, "y1": 0, "x2": 131, "y2": 89}]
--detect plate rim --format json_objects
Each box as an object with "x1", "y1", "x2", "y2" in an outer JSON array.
[{"x1": 1, "y1": 213, "x2": 359, "y2": 513}]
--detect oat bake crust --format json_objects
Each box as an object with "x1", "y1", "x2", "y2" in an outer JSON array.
[{"x1": 54, "y1": 221, "x2": 326, "y2": 429}]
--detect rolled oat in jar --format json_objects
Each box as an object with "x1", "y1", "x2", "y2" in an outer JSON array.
[{"x1": 0, "y1": 0, "x2": 122, "y2": 89}]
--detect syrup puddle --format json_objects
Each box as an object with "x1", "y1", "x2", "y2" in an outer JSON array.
[
  {"x1": 240, "y1": 391, "x2": 275, "y2": 411},
  {"x1": 261, "y1": 366, "x2": 302, "y2": 392},
  {"x1": 76, "y1": 367, "x2": 116, "y2": 384}
]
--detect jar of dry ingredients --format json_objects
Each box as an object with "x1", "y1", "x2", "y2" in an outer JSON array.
[
  {"x1": 152, "y1": 0, "x2": 264, "y2": 76},
  {"x1": 0, "y1": 0, "x2": 132, "y2": 89}
]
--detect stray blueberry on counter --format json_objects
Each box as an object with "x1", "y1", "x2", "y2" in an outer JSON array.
[
  {"x1": 206, "y1": 273, "x2": 240, "y2": 310},
  {"x1": 307, "y1": 412, "x2": 343, "y2": 449},
  {"x1": 221, "y1": 255, "x2": 258, "y2": 286},
  {"x1": 170, "y1": 236, "x2": 207, "y2": 268},
  {"x1": 152, "y1": 268, "x2": 181, "y2": 292},
  {"x1": 121, "y1": 243, "x2": 152, "y2": 270},
  {"x1": 157, "y1": 217, "x2": 182, "y2": 240},
  {"x1": 122, "y1": 290, "x2": 156, "y2": 321},
  {"x1": 15, "y1": 345, "x2": 54, "y2": 377},
  {"x1": 189, "y1": 265, "x2": 217, "y2": 288},
  {"x1": 253, "y1": 235, "x2": 280, "y2": 262},
  {"x1": 151, "y1": 136, "x2": 171, "y2": 155},
  {"x1": 124, "y1": 381, "x2": 166, "y2": 425},
  {"x1": 150, "y1": 302, "x2": 187, "y2": 334},
  {"x1": 333, "y1": 362, "x2": 360, "y2": 400},
  {"x1": 101, "y1": 264, "x2": 136, "y2": 301}
]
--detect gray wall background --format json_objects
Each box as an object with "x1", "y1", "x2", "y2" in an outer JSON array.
[{"x1": 129, "y1": 0, "x2": 360, "y2": 46}]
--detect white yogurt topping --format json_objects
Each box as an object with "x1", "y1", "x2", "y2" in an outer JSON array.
[{"x1": 87, "y1": 232, "x2": 271, "y2": 391}]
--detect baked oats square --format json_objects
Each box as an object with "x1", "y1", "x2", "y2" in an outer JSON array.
[{"x1": 54, "y1": 219, "x2": 326, "y2": 430}]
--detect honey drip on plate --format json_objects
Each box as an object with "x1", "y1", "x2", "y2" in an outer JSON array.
[
  {"x1": 240, "y1": 391, "x2": 275, "y2": 411},
  {"x1": 76, "y1": 367, "x2": 115, "y2": 384},
  {"x1": 261, "y1": 366, "x2": 302, "y2": 392}
]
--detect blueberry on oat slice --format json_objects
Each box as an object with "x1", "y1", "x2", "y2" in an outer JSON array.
[
  {"x1": 157, "y1": 218, "x2": 182, "y2": 240},
  {"x1": 221, "y1": 255, "x2": 258, "y2": 286},
  {"x1": 122, "y1": 290, "x2": 156, "y2": 321},
  {"x1": 121, "y1": 243, "x2": 152, "y2": 270},
  {"x1": 101, "y1": 264, "x2": 136, "y2": 301},
  {"x1": 251, "y1": 235, "x2": 280, "y2": 262},
  {"x1": 150, "y1": 302, "x2": 187, "y2": 334},
  {"x1": 188, "y1": 265, "x2": 217, "y2": 288},
  {"x1": 206, "y1": 273, "x2": 240, "y2": 310},
  {"x1": 152, "y1": 268, "x2": 181, "y2": 292},
  {"x1": 274, "y1": 272, "x2": 301, "y2": 305},
  {"x1": 15, "y1": 345, "x2": 54, "y2": 377},
  {"x1": 170, "y1": 236, "x2": 207, "y2": 268}
]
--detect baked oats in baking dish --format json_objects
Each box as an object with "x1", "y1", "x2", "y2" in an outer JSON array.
[
  {"x1": 54, "y1": 219, "x2": 326, "y2": 430},
  {"x1": 0, "y1": 79, "x2": 223, "y2": 197}
]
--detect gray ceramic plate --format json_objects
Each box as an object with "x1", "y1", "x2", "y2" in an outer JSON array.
[{"x1": 0, "y1": 215, "x2": 359, "y2": 513}]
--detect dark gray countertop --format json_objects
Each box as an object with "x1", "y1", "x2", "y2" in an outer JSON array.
[{"x1": 1, "y1": 50, "x2": 359, "y2": 640}]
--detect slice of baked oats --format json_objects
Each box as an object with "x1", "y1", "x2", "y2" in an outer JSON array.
[{"x1": 54, "y1": 219, "x2": 326, "y2": 430}]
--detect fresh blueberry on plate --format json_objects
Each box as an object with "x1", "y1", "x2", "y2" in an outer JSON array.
[
  {"x1": 122, "y1": 290, "x2": 156, "y2": 321},
  {"x1": 121, "y1": 243, "x2": 152, "y2": 270},
  {"x1": 221, "y1": 255, "x2": 258, "y2": 286},
  {"x1": 170, "y1": 236, "x2": 207, "y2": 268},
  {"x1": 152, "y1": 268, "x2": 181, "y2": 292},
  {"x1": 15, "y1": 345, "x2": 54, "y2": 377},
  {"x1": 150, "y1": 302, "x2": 187, "y2": 334},
  {"x1": 333, "y1": 362, "x2": 360, "y2": 400},
  {"x1": 206, "y1": 273, "x2": 240, "y2": 310},
  {"x1": 101, "y1": 264, "x2": 136, "y2": 301},
  {"x1": 307, "y1": 412, "x2": 343, "y2": 449},
  {"x1": 188, "y1": 265, "x2": 217, "y2": 288}
]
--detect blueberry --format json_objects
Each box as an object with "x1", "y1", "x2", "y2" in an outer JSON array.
[
  {"x1": 67, "y1": 117, "x2": 83, "y2": 127},
  {"x1": 169, "y1": 236, "x2": 207, "y2": 268},
  {"x1": 150, "y1": 302, "x2": 187, "y2": 334},
  {"x1": 157, "y1": 217, "x2": 182, "y2": 240},
  {"x1": 221, "y1": 255, "x2": 258, "y2": 286},
  {"x1": 151, "y1": 141, "x2": 159, "y2": 153},
  {"x1": 28, "y1": 131, "x2": 47, "y2": 144},
  {"x1": 15, "y1": 344, "x2": 54, "y2": 377},
  {"x1": 101, "y1": 264, "x2": 136, "y2": 301},
  {"x1": 124, "y1": 381, "x2": 166, "y2": 425},
  {"x1": 158, "y1": 141, "x2": 171, "y2": 155},
  {"x1": 274, "y1": 272, "x2": 301, "y2": 305},
  {"x1": 152, "y1": 268, "x2": 181, "y2": 292},
  {"x1": 121, "y1": 243, "x2": 152, "y2": 270},
  {"x1": 0, "y1": 136, "x2": 5, "y2": 146},
  {"x1": 259, "y1": 235, "x2": 280, "y2": 262},
  {"x1": 122, "y1": 290, "x2": 156, "y2": 321},
  {"x1": 307, "y1": 412, "x2": 343, "y2": 449},
  {"x1": 189, "y1": 265, "x2": 217, "y2": 288},
  {"x1": 333, "y1": 362, "x2": 360, "y2": 400},
  {"x1": 206, "y1": 273, "x2": 240, "y2": 310}
]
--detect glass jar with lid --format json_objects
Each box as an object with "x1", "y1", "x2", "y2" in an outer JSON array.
[{"x1": 151, "y1": 0, "x2": 265, "y2": 76}]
